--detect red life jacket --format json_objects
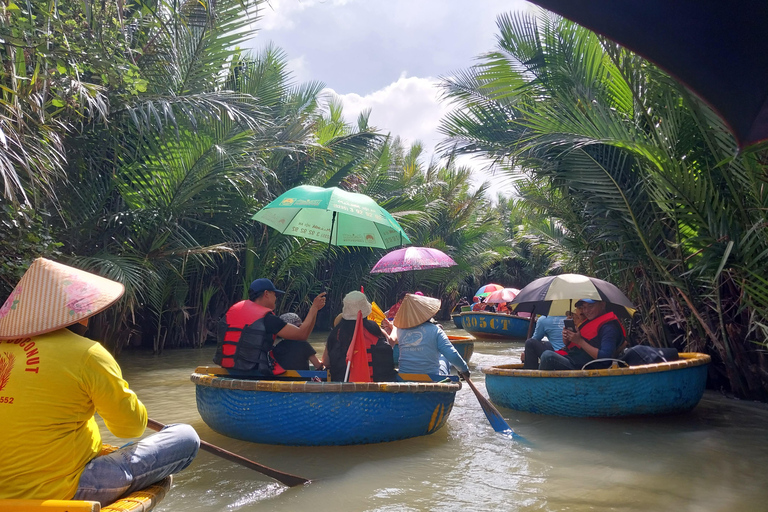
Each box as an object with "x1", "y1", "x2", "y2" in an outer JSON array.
[
  {"x1": 214, "y1": 301, "x2": 277, "y2": 372},
  {"x1": 556, "y1": 311, "x2": 626, "y2": 356}
]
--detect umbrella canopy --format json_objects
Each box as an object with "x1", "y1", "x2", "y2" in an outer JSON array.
[
  {"x1": 527, "y1": 0, "x2": 768, "y2": 148},
  {"x1": 252, "y1": 185, "x2": 410, "y2": 249},
  {"x1": 475, "y1": 283, "x2": 504, "y2": 298},
  {"x1": 370, "y1": 247, "x2": 457, "y2": 274},
  {"x1": 510, "y1": 274, "x2": 636, "y2": 318},
  {"x1": 484, "y1": 287, "x2": 520, "y2": 304}
]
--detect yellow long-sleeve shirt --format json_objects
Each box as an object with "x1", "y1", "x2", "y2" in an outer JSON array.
[{"x1": 0, "y1": 329, "x2": 147, "y2": 499}]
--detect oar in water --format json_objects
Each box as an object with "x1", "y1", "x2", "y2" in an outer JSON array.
[
  {"x1": 146, "y1": 418, "x2": 310, "y2": 487},
  {"x1": 463, "y1": 378, "x2": 525, "y2": 441}
]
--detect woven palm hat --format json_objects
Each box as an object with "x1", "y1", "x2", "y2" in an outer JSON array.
[
  {"x1": 393, "y1": 293, "x2": 441, "y2": 329},
  {"x1": 341, "y1": 291, "x2": 372, "y2": 320},
  {"x1": 0, "y1": 258, "x2": 124, "y2": 339}
]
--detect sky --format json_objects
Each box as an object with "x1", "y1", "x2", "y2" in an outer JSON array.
[{"x1": 244, "y1": 0, "x2": 533, "y2": 196}]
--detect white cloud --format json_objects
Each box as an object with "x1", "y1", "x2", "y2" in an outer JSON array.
[
  {"x1": 326, "y1": 75, "x2": 516, "y2": 198},
  {"x1": 326, "y1": 73, "x2": 449, "y2": 158},
  {"x1": 256, "y1": 0, "x2": 354, "y2": 31}
]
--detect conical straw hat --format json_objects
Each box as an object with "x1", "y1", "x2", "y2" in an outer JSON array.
[
  {"x1": 0, "y1": 258, "x2": 124, "y2": 339},
  {"x1": 393, "y1": 293, "x2": 441, "y2": 329}
]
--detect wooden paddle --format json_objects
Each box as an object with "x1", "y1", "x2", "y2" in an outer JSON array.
[
  {"x1": 462, "y1": 377, "x2": 525, "y2": 441},
  {"x1": 146, "y1": 418, "x2": 310, "y2": 487}
]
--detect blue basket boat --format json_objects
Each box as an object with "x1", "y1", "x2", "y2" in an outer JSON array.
[
  {"x1": 459, "y1": 312, "x2": 531, "y2": 340},
  {"x1": 191, "y1": 369, "x2": 461, "y2": 446},
  {"x1": 483, "y1": 352, "x2": 711, "y2": 417},
  {"x1": 451, "y1": 313, "x2": 463, "y2": 328},
  {"x1": 448, "y1": 335, "x2": 474, "y2": 362}
]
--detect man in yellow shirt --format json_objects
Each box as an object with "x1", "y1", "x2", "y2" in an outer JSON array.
[{"x1": 0, "y1": 258, "x2": 199, "y2": 505}]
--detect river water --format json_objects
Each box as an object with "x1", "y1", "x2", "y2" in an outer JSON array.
[{"x1": 102, "y1": 328, "x2": 768, "y2": 512}]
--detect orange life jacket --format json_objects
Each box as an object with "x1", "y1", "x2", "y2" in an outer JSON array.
[
  {"x1": 556, "y1": 311, "x2": 625, "y2": 356},
  {"x1": 214, "y1": 301, "x2": 276, "y2": 372}
]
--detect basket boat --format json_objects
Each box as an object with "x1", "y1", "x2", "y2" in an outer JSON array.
[
  {"x1": 0, "y1": 445, "x2": 171, "y2": 512},
  {"x1": 192, "y1": 367, "x2": 461, "y2": 446},
  {"x1": 483, "y1": 352, "x2": 711, "y2": 417},
  {"x1": 447, "y1": 334, "x2": 474, "y2": 362},
  {"x1": 459, "y1": 312, "x2": 531, "y2": 340},
  {"x1": 451, "y1": 313, "x2": 463, "y2": 328}
]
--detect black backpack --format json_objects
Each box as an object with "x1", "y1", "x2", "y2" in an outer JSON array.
[{"x1": 621, "y1": 345, "x2": 679, "y2": 366}]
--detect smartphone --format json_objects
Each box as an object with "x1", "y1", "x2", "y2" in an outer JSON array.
[{"x1": 564, "y1": 318, "x2": 576, "y2": 332}]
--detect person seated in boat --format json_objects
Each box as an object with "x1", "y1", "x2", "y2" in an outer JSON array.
[
  {"x1": 0, "y1": 258, "x2": 200, "y2": 506},
  {"x1": 567, "y1": 307, "x2": 588, "y2": 329},
  {"x1": 471, "y1": 295, "x2": 483, "y2": 311},
  {"x1": 496, "y1": 301, "x2": 510, "y2": 314},
  {"x1": 539, "y1": 299, "x2": 626, "y2": 371},
  {"x1": 272, "y1": 312, "x2": 325, "y2": 371},
  {"x1": 385, "y1": 291, "x2": 408, "y2": 320},
  {"x1": 520, "y1": 313, "x2": 567, "y2": 369},
  {"x1": 214, "y1": 278, "x2": 326, "y2": 374},
  {"x1": 323, "y1": 291, "x2": 397, "y2": 382},
  {"x1": 394, "y1": 293, "x2": 470, "y2": 379}
]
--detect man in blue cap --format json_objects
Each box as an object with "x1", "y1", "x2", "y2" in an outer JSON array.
[
  {"x1": 538, "y1": 298, "x2": 625, "y2": 370},
  {"x1": 214, "y1": 278, "x2": 326, "y2": 373}
]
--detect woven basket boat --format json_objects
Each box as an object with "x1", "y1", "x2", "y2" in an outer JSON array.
[
  {"x1": 191, "y1": 369, "x2": 461, "y2": 446},
  {"x1": 0, "y1": 445, "x2": 171, "y2": 512},
  {"x1": 459, "y1": 312, "x2": 531, "y2": 340},
  {"x1": 483, "y1": 352, "x2": 711, "y2": 417},
  {"x1": 448, "y1": 334, "x2": 475, "y2": 362}
]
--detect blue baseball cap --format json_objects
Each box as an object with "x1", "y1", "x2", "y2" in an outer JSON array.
[
  {"x1": 249, "y1": 278, "x2": 284, "y2": 295},
  {"x1": 575, "y1": 298, "x2": 600, "y2": 307}
]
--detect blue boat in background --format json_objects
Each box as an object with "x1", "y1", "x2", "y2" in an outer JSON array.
[
  {"x1": 451, "y1": 313, "x2": 463, "y2": 328},
  {"x1": 192, "y1": 367, "x2": 461, "y2": 446},
  {"x1": 483, "y1": 352, "x2": 710, "y2": 417},
  {"x1": 459, "y1": 311, "x2": 531, "y2": 340}
]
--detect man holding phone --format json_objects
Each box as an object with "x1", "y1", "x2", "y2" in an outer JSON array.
[
  {"x1": 539, "y1": 298, "x2": 625, "y2": 371},
  {"x1": 521, "y1": 313, "x2": 567, "y2": 369}
]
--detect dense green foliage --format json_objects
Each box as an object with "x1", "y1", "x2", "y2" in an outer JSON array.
[
  {"x1": 0, "y1": 1, "x2": 538, "y2": 354},
  {"x1": 440, "y1": 12, "x2": 768, "y2": 399},
  {"x1": 5, "y1": 2, "x2": 765, "y2": 400}
]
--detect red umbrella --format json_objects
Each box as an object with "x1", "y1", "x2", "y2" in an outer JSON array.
[
  {"x1": 475, "y1": 283, "x2": 504, "y2": 298},
  {"x1": 370, "y1": 247, "x2": 457, "y2": 273},
  {"x1": 484, "y1": 288, "x2": 520, "y2": 304}
]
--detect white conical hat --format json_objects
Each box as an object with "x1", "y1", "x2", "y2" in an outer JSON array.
[
  {"x1": 0, "y1": 258, "x2": 124, "y2": 339},
  {"x1": 393, "y1": 293, "x2": 441, "y2": 329}
]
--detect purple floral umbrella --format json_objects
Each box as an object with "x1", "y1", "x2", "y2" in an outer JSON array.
[{"x1": 370, "y1": 247, "x2": 457, "y2": 274}]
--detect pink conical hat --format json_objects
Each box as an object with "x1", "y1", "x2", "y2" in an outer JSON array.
[{"x1": 0, "y1": 258, "x2": 124, "y2": 339}]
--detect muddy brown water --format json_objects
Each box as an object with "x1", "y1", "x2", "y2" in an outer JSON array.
[{"x1": 99, "y1": 327, "x2": 768, "y2": 511}]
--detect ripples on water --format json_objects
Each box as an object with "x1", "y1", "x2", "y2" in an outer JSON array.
[{"x1": 99, "y1": 328, "x2": 768, "y2": 511}]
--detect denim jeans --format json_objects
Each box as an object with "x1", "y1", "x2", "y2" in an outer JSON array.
[
  {"x1": 523, "y1": 338, "x2": 554, "y2": 369},
  {"x1": 539, "y1": 350, "x2": 579, "y2": 370},
  {"x1": 73, "y1": 423, "x2": 200, "y2": 506}
]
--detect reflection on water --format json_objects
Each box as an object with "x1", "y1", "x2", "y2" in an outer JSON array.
[{"x1": 101, "y1": 328, "x2": 768, "y2": 512}]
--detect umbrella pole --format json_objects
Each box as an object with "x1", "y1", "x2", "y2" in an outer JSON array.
[
  {"x1": 324, "y1": 211, "x2": 337, "y2": 290},
  {"x1": 526, "y1": 305, "x2": 536, "y2": 339}
]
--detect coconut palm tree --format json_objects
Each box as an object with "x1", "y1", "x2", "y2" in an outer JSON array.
[{"x1": 440, "y1": 11, "x2": 768, "y2": 399}]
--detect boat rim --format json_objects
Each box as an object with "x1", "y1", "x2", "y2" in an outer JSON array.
[
  {"x1": 459, "y1": 311, "x2": 531, "y2": 320},
  {"x1": 191, "y1": 373, "x2": 461, "y2": 393},
  {"x1": 482, "y1": 352, "x2": 711, "y2": 378}
]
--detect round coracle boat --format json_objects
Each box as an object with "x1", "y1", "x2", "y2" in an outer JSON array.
[
  {"x1": 483, "y1": 352, "x2": 711, "y2": 417},
  {"x1": 459, "y1": 312, "x2": 531, "y2": 340},
  {"x1": 192, "y1": 371, "x2": 461, "y2": 446},
  {"x1": 448, "y1": 334, "x2": 475, "y2": 362}
]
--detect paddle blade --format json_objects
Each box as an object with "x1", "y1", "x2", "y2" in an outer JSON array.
[{"x1": 465, "y1": 378, "x2": 525, "y2": 440}]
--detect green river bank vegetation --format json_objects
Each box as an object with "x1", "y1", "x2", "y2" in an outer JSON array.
[{"x1": 1, "y1": 2, "x2": 767, "y2": 400}]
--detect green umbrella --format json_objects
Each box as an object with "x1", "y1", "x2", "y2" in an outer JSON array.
[{"x1": 253, "y1": 185, "x2": 410, "y2": 253}]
